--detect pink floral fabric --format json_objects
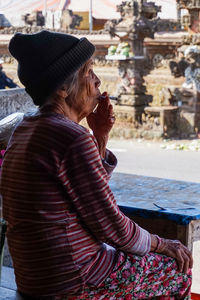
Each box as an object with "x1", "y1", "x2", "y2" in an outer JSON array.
[{"x1": 65, "y1": 252, "x2": 192, "y2": 300}]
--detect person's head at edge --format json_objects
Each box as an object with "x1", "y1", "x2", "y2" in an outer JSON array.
[
  {"x1": 0, "y1": 58, "x2": 4, "y2": 71},
  {"x1": 8, "y1": 30, "x2": 101, "y2": 123}
]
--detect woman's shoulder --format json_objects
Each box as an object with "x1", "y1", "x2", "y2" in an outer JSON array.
[
  {"x1": 45, "y1": 113, "x2": 89, "y2": 138},
  {"x1": 41, "y1": 114, "x2": 96, "y2": 154},
  {"x1": 47, "y1": 113, "x2": 96, "y2": 150},
  {"x1": 23, "y1": 111, "x2": 89, "y2": 139},
  {"x1": 17, "y1": 112, "x2": 94, "y2": 154}
]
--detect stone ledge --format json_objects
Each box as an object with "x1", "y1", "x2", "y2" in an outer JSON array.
[
  {"x1": 0, "y1": 287, "x2": 23, "y2": 300},
  {"x1": 0, "y1": 88, "x2": 36, "y2": 120}
]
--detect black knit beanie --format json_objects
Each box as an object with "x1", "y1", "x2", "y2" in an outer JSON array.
[{"x1": 8, "y1": 30, "x2": 95, "y2": 106}]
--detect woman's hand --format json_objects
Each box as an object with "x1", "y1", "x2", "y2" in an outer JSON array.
[
  {"x1": 87, "y1": 91, "x2": 115, "y2": 158},
  {"x1": 87, "y1": 91, "x2": 115, "y2": 136},
  {"x1": 151, "y1": 235, "x2": 193, "y2": 273}
]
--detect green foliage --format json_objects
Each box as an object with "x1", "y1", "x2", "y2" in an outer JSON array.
[{"x1": 107, "y1": 43, "x2": 133, "y2": 58}]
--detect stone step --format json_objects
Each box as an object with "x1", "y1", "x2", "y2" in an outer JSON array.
[
  {"x1": 1, "y1": 266, "x2": 16, "y2": 290},
  {"x1": 0, "y1": 287, "x2": 23, "y2": 300},
  {"x1": 0, "y1": 267, "x2": 22, "y2": 300},
  {"x1": 145, "y1": 75, "x2": 184, "y2": 85}
]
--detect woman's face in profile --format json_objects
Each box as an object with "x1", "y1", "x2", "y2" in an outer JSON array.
[{"x1": 77, "y1": 59, "x2": 101, "y2": 117}]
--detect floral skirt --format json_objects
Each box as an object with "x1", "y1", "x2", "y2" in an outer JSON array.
[{"x1": 66, "y1": 252, "x2": 192, "y2": 300}]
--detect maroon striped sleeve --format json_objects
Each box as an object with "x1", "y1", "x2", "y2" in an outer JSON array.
[{"x1": 59, "y1": 133, "x2": 151, "y2": 256}]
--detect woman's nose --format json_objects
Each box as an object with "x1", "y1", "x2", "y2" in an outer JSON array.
[{"x1": 95, "y1": 73, "x2": 101, "y2": 88}]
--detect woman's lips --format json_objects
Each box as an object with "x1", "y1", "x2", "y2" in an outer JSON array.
[{"x1": 97, "y1": 94, "x2": 106, "y2": 101}]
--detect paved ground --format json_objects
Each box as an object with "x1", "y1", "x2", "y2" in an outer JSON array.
[{"x1": 108, "y1": 139, "x2": 200, "y2": 183}]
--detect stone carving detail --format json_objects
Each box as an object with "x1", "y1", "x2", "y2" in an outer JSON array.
[
  {"x1": 169, "y1": 43, "x2": 200, "y2": 132},
  {"x1": 155, "y1": 19, "x2": 182, "y2": 32},
  {"x1": 169, "y1": 46, "x2": 200, "y2": 91},
  {"x1": 177, "y1": 0, "x2": 200, "y2": 9},
  {"x1": 181, "y1": 46, "x2": 200, "y2": 91},
  {"x1": 22, "y1": 11, "x2": 45, "y2": 27},
  {"x1": 118, "y1": 60, "x2": 146, "y2": 95},
  {"x1": 177, "y1": 0, "x2": 200, "y2": 32},
  {"x1": 182, "y1": 34, "x2": 200, "y2": 45}
]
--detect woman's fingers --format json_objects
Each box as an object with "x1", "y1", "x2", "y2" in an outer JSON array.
[
  {"x1": 108, "y1": 104, "x2": 115, "y2": 123},
  {"x1": 101, "y1": 91, "x2": 107, "y2": 98},
  {"x1": 96, "y1": 95, "x2": 115, "y2": 123},
  {"x1": 173, "y1": 244, "x2": 192, "y2": 273},
  {"x1": 159, "y1": 239, "x2": 193, "y2": 274},
  {"x1": 108, "y1": 104, "x2": 113, "y2": 115},
  {"x1": 97, "y1": 92, "x2": 110, "y2": 114},
  {"x1": 177, "y1": 247, "x2": 191, "y2": 273},
  {"x1": 181, "y1": 244, "x2": 193, "y2": 269},
  {"x1": 189, "y1": 252, "x2": 193, "y2": 269},
  {"x1": 177, "y1": 243, "x2": 193, "y2": 273},
  {"x1": 175, "y1": 247, "x2": 185, "y2": 272},
  {"x1": 183, "y1": 252, "x2": 190, "y2": 273},
  {"x1": 87, "y1": 92, "x2": 115, "y2": 135}
]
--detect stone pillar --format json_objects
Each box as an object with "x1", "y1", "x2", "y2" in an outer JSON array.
[
  {"x1": 195, "y1": 91, "x2": 200, "y2": 132},
  {"x1": 117, "y1": 57, "x2": 152, "y2": 123},
  {"x1": 105, "y1": 0, "x2": 160, "y2": 124}
]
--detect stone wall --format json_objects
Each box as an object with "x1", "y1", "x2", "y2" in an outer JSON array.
[
  {"x1": 0, "y1": 88, "x2": 198, "y2": 140},
  {"x1": 0, "y1": 88, "x2": 36, "y2": 120},
  {"x1": 0, "y1": 88, "x2": 36, "y2": 267}
]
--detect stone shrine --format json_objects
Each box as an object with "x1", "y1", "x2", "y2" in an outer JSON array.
[{"x1": 105, "y1": 0, "x2": 161, "y2": 123}]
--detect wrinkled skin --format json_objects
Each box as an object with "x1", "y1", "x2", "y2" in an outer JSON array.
[
  {"x1": 157, "y1": 237, "x2": 193, "y2": 273},
  {"x1": 87, "y1": 91, "x2": 115, "y2": 158}
]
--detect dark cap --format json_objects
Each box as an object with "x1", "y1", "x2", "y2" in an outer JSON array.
[{"x1": 9, "y1": 30, "x2": 95, "y2": 106}]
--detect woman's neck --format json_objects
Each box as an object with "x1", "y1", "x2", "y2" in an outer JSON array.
[{"x1": 40, "y1": 101, "x2": 83, "y2": 124}]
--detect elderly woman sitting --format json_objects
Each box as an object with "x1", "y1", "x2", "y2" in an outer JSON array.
[{"x1": 0, "y1": 31, "x2": 192, "y2": 300}]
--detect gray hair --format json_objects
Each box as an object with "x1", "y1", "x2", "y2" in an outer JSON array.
[
  {"x1": 43, "y1": 59, "x2": 92, "y2": 108},
  {"x1": 59, "y1": 70, "x2": 80, "y2": 106},
  {"x1": 43, "y1": 69, "x2": 80, "y2": 108}
]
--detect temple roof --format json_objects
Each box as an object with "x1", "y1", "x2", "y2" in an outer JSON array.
[{"x1": 0, "y1": 0, "x2": 177, "y2": 20}]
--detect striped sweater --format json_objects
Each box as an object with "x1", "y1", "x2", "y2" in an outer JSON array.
[{"x1": 0, "y1": 112, "x2": 150, "y2": 297}]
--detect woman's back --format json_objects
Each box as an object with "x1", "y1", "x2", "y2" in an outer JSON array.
[{"x1": 1, "y1": 112, "x2": 115, "y2": 297}]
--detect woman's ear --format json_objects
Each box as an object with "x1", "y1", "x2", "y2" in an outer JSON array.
[{"x1": 56, "y1": 88, "x2": 68, "y2": 99}]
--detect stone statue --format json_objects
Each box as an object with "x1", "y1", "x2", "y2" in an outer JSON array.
[{"x1": 182, "y1": 46, "x2": 200, "y2": 91}]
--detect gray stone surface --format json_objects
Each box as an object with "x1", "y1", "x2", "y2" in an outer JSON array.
[
  {"x1": 3, "y1": 240, "x2": 12, "y2": 268},
  {"x1": 0, "y1": 267, "x2": 24, "y2": 300},
  {"x1": 0, "y1": 113, "x2": 24, "y2": 144},
  {"x1": 0, "y1": 287, "x2": 23, "y2": 300},
  {"x1": 1, "y1": 267, "x2": 16, "y2": 290},
  {"x1": 0, "y1": 266, "x2": 21, "y2": 299},
  {"x1": 0, "y1": 90, "x2": 36, "y2": 269},
  {"x1": 110, "y1": 173, "x2": 200, "y2": 223},
  {"x1": 0, "y1": 88, "x2": 36, "y2": 120}
]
